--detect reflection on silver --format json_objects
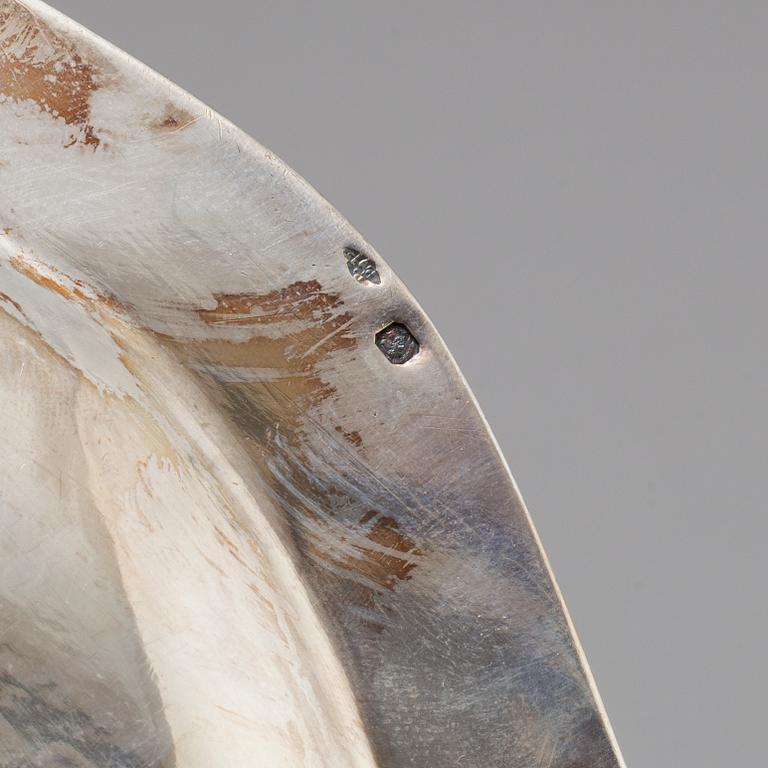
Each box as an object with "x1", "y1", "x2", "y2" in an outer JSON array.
[{"x1": 0, "y1": 1, "x2": 626, "y2": 766}]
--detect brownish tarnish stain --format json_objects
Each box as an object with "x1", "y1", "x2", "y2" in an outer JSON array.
[
  {"x1": 304, "y1": 510, "x2": 422, "y2": 617},
  {"x1": 212, "y1": 524, "x2": 265, "y2": 582},
  {"x1": 1, "y1": 259, "x2": 183, "y2": 507},
  {"x1": 150, "y1": 105, "x2": 197, "y2": 132},
  {"x1": 0, "y1": 290, "x2": 26, "y2": 319},
  {"x1": 347, "y1": 514, "x2": 422, "y2": 590},
  {"x1": 0, "y1": 264, "x2": 126, "y2": 397},
  {"x1": 198, "y1": 280, "x2": 347, "y2": 328},
  {"x1": 0, "y1": 3, "x2": 103, "y2": 148},
  {"x1": 213, "y1": 524, "x2": 243, "y2": 560},
  {"x1": 184, "y1": 280, "x2": 424, "y2": 610},
  {"x1": 64, "y1": 124, "x2": 100, "y2": 149},
  {"x1": 5, "y1": 254, "x2": 422, "y2": 622},
  {"x1": 201, "y1": 553, "x2": 227, "y2": 578},
  {"x1": 184, "y1": 280, "x2": 356, "y2": 416},
  {"x1": 10, "y1": 254, "x2": 91, "y2": 303},
  {"x1": 9, "y1": 254, "x2": 128, "y2": 314},
  {"x1": 335, "y1": 425, "x2": 363, "y2": 447}
]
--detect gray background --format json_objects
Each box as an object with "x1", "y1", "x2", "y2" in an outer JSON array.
[{"x1": 53, "y1": 2, "x2": 767, "y2": 765}]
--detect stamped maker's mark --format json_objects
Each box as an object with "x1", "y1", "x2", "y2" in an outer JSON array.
[
  {"x1": 376, "y1": 322, "x2": 419, "y2": 364},
  {"x1": 344, "y1": 247, "x2": 381, "y2": 285}
]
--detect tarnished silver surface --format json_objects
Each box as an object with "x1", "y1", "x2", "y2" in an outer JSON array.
[{"x1": 0, "y1": 2, "x2": 625, "y2": 766}]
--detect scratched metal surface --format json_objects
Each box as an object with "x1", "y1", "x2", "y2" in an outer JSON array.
[{"x1": 0, "y1": 2, "x2": 625, "y2": 766}]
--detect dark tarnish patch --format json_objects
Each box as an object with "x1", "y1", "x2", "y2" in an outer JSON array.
[
  {"x1": 0, "y1": 672, "x2": 148, "y2": 767},
  {"x1": 0, "y1": 3, "x2": 104, "y2": 148}
]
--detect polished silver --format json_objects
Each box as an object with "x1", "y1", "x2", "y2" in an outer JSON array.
[{"x1": 0, "y1": 2, "x2": 625, "y2": 766}]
